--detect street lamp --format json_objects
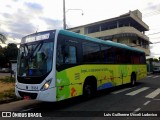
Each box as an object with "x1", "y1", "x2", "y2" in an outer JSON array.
[
  {"x1": 63, "y1": 0, "x2": 84, "y2": 29},
  {"x1": 65, "y1": 9, "x2": 84, "y2": 15}
]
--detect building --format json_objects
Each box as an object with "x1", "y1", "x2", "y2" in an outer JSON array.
[{"x1": 69, "y1": 10, "x2": 150, "y2": 55}]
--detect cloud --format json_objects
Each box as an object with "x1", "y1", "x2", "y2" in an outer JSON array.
[
  {"x1": 5, "y1": 5, "x2": 12, "y2": 8},
  {"x1": 40, "y1": 17, "x2": 63, "y2": 29},
  {"x1": 0, "y1": 1, "x2": 62, "y2": 44},
  {"x1": 12, "y1": 0, "x2": 19, "y2": 2},
  {"x1": 24, "y1": 2, "x2": 43, "y2": 14},
  {"x1": 147, "y1": 2, "x2": 160, "y2": 11},
  {"x1": 149, "y1": 43, "x2": 160, "y2": 57},
  {"x1": 2, "y1": 31, "x2": 24, "y2": 39},
  {"x1": 8, "y1": 22, "x2": 36, "y2": 35},
  {"x1": 1, "y1": 13, "x2": 12, "y2": 19},
  {"x1": 0, "y1": 1, "x2": 44, "y2": 40},
  {"x1": 1, "y1": 9, "x2": 36, "y2": 34}
]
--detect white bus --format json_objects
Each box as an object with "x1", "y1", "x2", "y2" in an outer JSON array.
[{"x1": 15, "y1": 29, "x2": 147, "y2": 102}]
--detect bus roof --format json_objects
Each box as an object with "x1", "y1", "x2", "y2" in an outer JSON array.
[
  {"x1": 59, "y1": 29, "x2": 144, "y2": 53},
  {"x1": 21, "y1": 29, "x2": 144, "y2": 53}
]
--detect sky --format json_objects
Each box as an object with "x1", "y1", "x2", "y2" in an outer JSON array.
[{"x1": 0, "y1": 0, "x2": 160, "y2": 58}]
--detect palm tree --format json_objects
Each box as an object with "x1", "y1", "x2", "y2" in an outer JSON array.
[{"x1": 0, "y1": 33, "x2": 7, "y2": 44}]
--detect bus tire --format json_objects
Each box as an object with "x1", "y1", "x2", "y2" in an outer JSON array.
[
  {"x1": 83, "y1": 78, "x2": 97, "y2": 99},
  {"x1": 130, "y1": 73, "x2": 136, "y2": 86}
]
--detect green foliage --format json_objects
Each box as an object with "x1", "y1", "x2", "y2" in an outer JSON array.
[
  {"x1": 0, "y1": 88, "x2": 21, "y2": 103},
  {"x1": 146, "y1": 58, "x2": 160, "y2": 62},
  {"x1": 0, "y1": 47, "x2": 6, "y2": 67},
  {"x1": 0, "y1": 76, "x2": 15, "y2": 83},
  {"x1": 3, "y1": 89, "x2": 15, "y2": 98},
  {"x1": 146, "y1": 58, "x2": 153, "y2": 62},
  {"x1": 5, "y1": 43, "x2": 18, "y2": 60},
  {"x1": 0, "y1": 33, "x2": 7, "y2": 44},
  {"x1": 153, "y1": 58, "x2": 159, "y2": 62},
  {"x1": 0, "y1": 43, "x2": 18, "y2": 67}
]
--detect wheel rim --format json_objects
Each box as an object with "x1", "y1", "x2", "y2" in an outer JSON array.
[
  {"x1": 84, "y1": 85, "x2": 92, "y2": 96},
  {"x1": 132, "y1": 79, "x2": 135, "y2": 85},
  {"x1": 131, "y1": 76, "x2": 135, "y2": 86}
]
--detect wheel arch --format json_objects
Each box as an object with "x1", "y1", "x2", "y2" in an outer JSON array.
[
  {"x1": 130, "y1": 71, "x2": 137, "y2": 86},
  {"x1": 83, "y1": 76, "x2": 97, "y2": 93},
  {"x1": 131, "y1": 72, "x2": 136, "y2": 80}
]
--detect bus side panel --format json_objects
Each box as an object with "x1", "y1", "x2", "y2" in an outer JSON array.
[
  {"x1": 118, "y1": 65, "x2": 132, "y2": 84},
  {"x1": 56, "y1": 65, "x2": 114, "y2": 101},
  {"x1": 135, "y1": 64, "x2": 147, "y2": 81},
  {"x1": 74, "y1": 65, "x2": 117, "y2": 92},
  {"x1": 56, "y1": 64, "x2": 122, "y2": 101},
  {"x1": 121, "y1": 64, "x2": 147, "y2": 84},
  {"x1": 56, "y1": 66, "x2": 83, "y2": 101},
  {"x1": 56, "y1": 64, "x2": 147, "y2": 101}
]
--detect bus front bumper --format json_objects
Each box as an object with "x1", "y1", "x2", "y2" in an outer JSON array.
[{"x1": 15, "y1": 87, "x2": 57, "y2": 102}]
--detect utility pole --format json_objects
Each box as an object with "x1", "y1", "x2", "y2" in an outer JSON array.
[
  {"x1": 63, "y1": 0, "x2": 84, "y2": 29},
  {"x1": 63, "y1": 0, "x2": 66, "y2": 29}
]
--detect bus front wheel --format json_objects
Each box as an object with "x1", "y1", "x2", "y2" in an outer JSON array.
[{"x1": 83, "y1": 83, "x2": 96, "y2": 99}]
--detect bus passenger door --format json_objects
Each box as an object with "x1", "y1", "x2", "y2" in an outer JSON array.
[{"x1": 56, "y1": 35, "x2": 82, "y2": 100}]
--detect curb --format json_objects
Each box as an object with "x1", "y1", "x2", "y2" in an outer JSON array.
[{"x1": 0, "y1": 98, "x2": 21, "y2": 105}]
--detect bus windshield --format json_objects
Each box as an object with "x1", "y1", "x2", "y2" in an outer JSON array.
[{"x1": 17, "y1": 41, "x2": 54, "y2": 77}]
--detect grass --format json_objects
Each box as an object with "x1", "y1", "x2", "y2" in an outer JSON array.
[
  {"x1": 0, "y1": 89, "x2": 17, "y2": 101},
  {"x1": 0, "y1": 76, "x2": 15, "y2": 83},
  {"x1": 0, "y1": 77, "x2": 21, "y2": 104}
]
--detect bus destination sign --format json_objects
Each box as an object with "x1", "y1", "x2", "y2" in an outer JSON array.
[{"x1": 22, "y1": 33, "x2": 50, "y2": 43}]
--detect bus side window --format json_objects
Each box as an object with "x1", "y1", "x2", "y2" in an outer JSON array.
[
  {"x1": 67, "y1": 46, "x2": 77, "y2": 64},
  {"x1": 63, "y1": 45, "x2": 77, "y2": 64},
  {"x1": 82, "y1": 42, "x2": 101, "y2": 63},
  {"x1": 101, "y1": 45, "x2": 114, "y2": 63},
  {"x1": 140, "y1": 53, "x2": 146, "y2": 64},
  {"x1": 57, "y1": 45, "x2": 64, "y2": 66},
  {"x1": 57, "y1": 45, "x2": 77, "y2": 65}
]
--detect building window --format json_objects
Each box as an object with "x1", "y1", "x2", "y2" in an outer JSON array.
[
  {"x1": 130, "y1": 39, "x2": 137, "y2": 44},
  {"x1": 85, "y1": 25, "x2": 100, "y2": 34},
  {"x1": 73, "y1": 30, "x2": 80, "y2": 33}
]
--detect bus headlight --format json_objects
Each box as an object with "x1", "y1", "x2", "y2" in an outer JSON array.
[{"x1": 41, "y1": 80, "x2": 52, "y2": 91}]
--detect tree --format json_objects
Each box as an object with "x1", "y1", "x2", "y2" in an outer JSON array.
[
  {"x1": 146, "y1": 58, "x2": 153, "y2": 62},
  {"x1": 0, "y1": 33, "x2": 7, "y2": 44},
  {"x1": 5, "y1": 43, "x2": 18, "y2": 61},
  {"x1": 0, "y1": 46, "x2": 6, "y2": 67},
  {"x1": 0, "y1": 43, "x2": 18, "y2": 68},
  {"x1": 153, "y1": 58, "x2": 159, "y2": 62}
]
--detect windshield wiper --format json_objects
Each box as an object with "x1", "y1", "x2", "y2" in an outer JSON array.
[
  {"x1": 27, "y1": 41, "x2": 44, "y2": 59},
  {"x1": 21, "y1": 42, "x2": 44, "y2": 76}
]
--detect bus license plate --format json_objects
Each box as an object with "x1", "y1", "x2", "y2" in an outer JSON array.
[{"x1": 24, "y1": 96, "x2": 30, "y2": 100}]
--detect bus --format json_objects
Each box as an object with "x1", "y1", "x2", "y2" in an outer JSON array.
[{"x1": 15, "y1": 29, "x2": 147, "y2": 102}]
